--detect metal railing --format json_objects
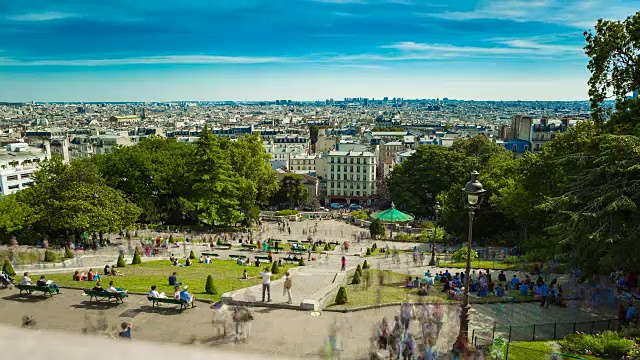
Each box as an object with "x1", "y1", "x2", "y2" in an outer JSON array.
[{"x1": 472, "y1": 317, "x2": 637, "y2": 345}]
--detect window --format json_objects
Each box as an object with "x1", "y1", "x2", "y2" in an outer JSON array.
[
  {"x1": 350, "y1": 166, "x2": 353, "y2": 172},
  {"x1": 357, "y1": 158, "x2": 360, "y2": 164},
  {"x1": 331, "y1": 166, "x2": 334, "y2": 171},
  {"x1": 7, "y1": 175, "x2": 18, "y2": 181},
  {"x1": 21, "y1": 174, "x2": 30, "y2": 179},
  {"x1": 8, "y1": 185, "x2": 19, "y2": 190}
]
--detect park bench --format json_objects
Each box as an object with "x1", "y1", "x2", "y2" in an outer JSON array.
[
  {"x1": 287, "y1": 240, "x2": 299, "y2": 243},
  {"x1": 241, "y1": 244, "x2": 257, "y2": 250},
  {"x1": 83, "y1": 289, "x2": 128, "y2": 303},
  {"x1": 301, "y1": 240, "x2": 312, "y2": 244},
  {"x1": 283, "y1": 257, "x2": 299, "y2": 264},
  {"x1": 290, "y1": 249, "x2": 306, "y2": 255},
  {"x1": 255, "y1": 255, "x2": 271, "y2": 262},
  {"x1": 329, "y1": 241, "x2": 340, "y2": 246},
  {"x1": 15, "y1": 284, "x2": 56, "y2": 297},
  {"x1": 201, "y1": 253, "x2": 220, "y2": 258},
  {"x1": 229, "y1": 254, "x2": 248, "y2": 260},
  {"x1": 216, "y1": 243, "x2": 232, "y2": 250},
  {"x1": 147, "y1": 296, "x2": 189, "y2": 310}
]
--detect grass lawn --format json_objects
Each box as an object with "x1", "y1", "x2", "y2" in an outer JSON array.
[
  {"x1": 41, "y1": 260, "x2": 296, "y2": 302},
  {"x1": 440, "y1": 260, "x2": 526, "y2": 271},
  {"x1": 364, "y1": 248, "x2": 383, "y2": 257},
  {"x1": 508, "y1": 341, "x2": 604, "y2": 360},
  {"x1": 326, "y1": 270, "x2": 539, "y2": 309}
]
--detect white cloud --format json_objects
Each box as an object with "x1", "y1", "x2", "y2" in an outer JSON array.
[
  {"x1": 380, "y1": 40, "x2": 583, "y2": 57},
  {"x1": 8, "y1": 12, "x2": 79, "y2": 22},
  {"x1": 422, "y1": 0, "x2": 640, "y2": 29},
  {"x1": 0, "y1": 55, "x2": 294, "y2": 66}
]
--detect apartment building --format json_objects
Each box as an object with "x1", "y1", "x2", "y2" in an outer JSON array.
[
  {"x1": 0, "y1": 142, "x2": 48, "y2": 196},
  {"x1": 327, "y1": 150, "x2": 377, "y2": 206}
]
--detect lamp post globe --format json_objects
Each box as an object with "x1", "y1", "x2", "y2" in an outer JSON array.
[
  {"x1": 429, "y1": 201, "x2": 441, "y2": 266},
  {"x1": 454, "y1": 170, "x2": 485, "y2": 353}
]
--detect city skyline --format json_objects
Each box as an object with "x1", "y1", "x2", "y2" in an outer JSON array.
[{"x1": 1, "y1": 1, "x2": 638, "y2": 102}]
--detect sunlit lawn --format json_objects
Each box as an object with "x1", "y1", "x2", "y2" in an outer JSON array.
[
  {"x1": 42, "y1": 260, "x2": 296, "y2": 302},
  {"x1": 508, "y1": 341, "x2": 604, "y2": 360},
  {"x1": 440, "y1": 260, "x2": 526, "y2": 271},
  {"x1": 326, "y1": 270, "x2": 538, "y2": 309}
]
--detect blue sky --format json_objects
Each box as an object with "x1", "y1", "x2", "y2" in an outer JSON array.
[{"x1": 0, "y1": 0, "x2": 638, "y2": 102}]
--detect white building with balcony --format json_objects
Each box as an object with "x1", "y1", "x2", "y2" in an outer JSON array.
[
  {"x1": 0, "y1": 143, "x2": 49, "y2": 196},
  {"x1": 327, "y1": 150, "x2": 376, "y2": 206}
]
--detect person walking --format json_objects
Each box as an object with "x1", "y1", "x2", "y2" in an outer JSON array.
[
  {"x1": 341, "y1": 256, "x2": 346, "y2": 271},
  {"x1": 283, "y1": 271, "x2": 293, "y2": 304},
  {"x1": 261, "y1": 267, "x2": 272, "y2": 302}
]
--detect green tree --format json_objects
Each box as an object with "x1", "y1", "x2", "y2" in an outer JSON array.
[
  {"x1": 369, "y1": 218, "x2": 385, "y2": 238},
  {"x1": 19, "y1": 158, "x2": 140, "y2": 244},
  {"x1": 309, "y1": 125, "x2": 320, "y2": 145},
  {"x1": 2, "y1": 258, "x2": 15, "y2": 277},
  {"x1": 351, "y1": 270, "x2": 361, "y2": 284},
  {"x1": 0, "y1": 195, "x2": 34, "y2": 244},
  {"x1": 274, "y1": 173, "x2": 309, "y2": 209},
  {"x1": 189, "y1": 250, "x2": 196, "y2": 259},
  {"x1": 64, "y1": 247, "x2": 74, "y2": 259},
  {"x1": 362, "y1": 260, "x2": 369, "y2": 269},
  {"x1": 584, "y1": 12, "x2": 640, "y2": 124},
  {"x1": 117, "y1": 254, "x2": 126, "y2": 268},
  {"x1": 191, "y1": 127, "x2": 243, "y2": 226},
  {"x1": 205, "y1": 275, "x2": 218, "y2": 295},
  {"x1": 387, "y1": 145, "x2": 470, "y2": 217},
  {"x1": 132, "y1": 248, "x2": 142, "y2": 265}
]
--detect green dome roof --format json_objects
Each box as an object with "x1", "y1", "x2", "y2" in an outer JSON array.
[{"x1": 371, "y1": 203, "x2": 414, "y2": 223}]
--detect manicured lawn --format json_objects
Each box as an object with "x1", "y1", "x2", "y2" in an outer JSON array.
[
  {"x1": 508, "y1": 341, "x2": 603, "y2": 360},
  {"x1": 41, "y1": 260, "x2": 296, "y2": 302},
  {"x1": 439, "y1": 260, "x2": 526, "y2": 271},
  {"x1": 326, "y1": 270, "x2": 539, "y2": 309}
]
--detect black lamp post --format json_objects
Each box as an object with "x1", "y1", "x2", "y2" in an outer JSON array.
[
  {"x1": 454, "y1": 170, "x2": 485, "y2": 352},
  {"x1": 428, "y1": 201, "x2": 441, "y2": 266}
]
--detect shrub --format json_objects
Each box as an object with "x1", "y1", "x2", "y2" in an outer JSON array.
[
  {"x1": 355, "y1": 264, "x2": 362, "y2": 276},
  {"x1": 559, "y1": 331, "x2": 635, "y2": 358},
  {"x1": 276, "y1": 209, "x2": 299, "y2": 217},
  {"x1": 44, "y1": 250, "x2": 56, "y2": 263},
  {"x1": 362, "y1": 260, "x2": 370, "y2": 269},
  {"x1": 205, "y1": 275, "x2": 218, "y2": 295},
  {"x1": 116, "y1": 255, "x2": 126, "y2": 268},
  {"x1": 452, "y1": 248, "x2": 478, "y2": 262},
  {"x1": 189, "y1": 250, "x2": 196, "y2": 259},
  {"x1": 366, "y1": 248, "x2": 371, "y2": 256},
  {"x1": 312, "y1": 245, "x2": 318, "y2": 252},
  {"x1": 502, "y1": 255, "x2": 520, "y2": 264},
  {"x1": 298, "y1": 258, "x2": 305, "y2": 266},
  {"x1": 168, "y1": 235, "x2": 175, "y2": 244},
  {"x1": 2, "y1": 259, "x2": 16, "y2": 277},
  {"x1": 351, "y1": 210, "x2": 369, "y2": 221},
  {"x1": 271, "y1": 261, "x2": 280, "y2": 274},
  {"x1": 131, "y1": 248, "x2": 142, "y2": 265},
  {"x1": 335, "y1": 286, "x2": 348, "y2": 305},
  {"x1": 324, "y1": 243, "x2": 331, "y2": 251},
  {"x1": 351, "y1": 270, "x2": 361, "y2": 284},
  {"x1": 369, "y1": 218, "x2": 385, "y2": 238},
  {"x1": 371, "y1": 243, "x2": 377, "y2": 250},
  {"x1": 64, "y1": 247, "x2": 74, "y2": 259}
]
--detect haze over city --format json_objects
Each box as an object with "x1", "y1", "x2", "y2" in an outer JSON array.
[{"x1": 2, "y1": 0, "x2": 639, "y2": 102}]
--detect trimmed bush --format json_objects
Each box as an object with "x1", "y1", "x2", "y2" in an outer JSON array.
[
  {"x1": 271, "y1": 261, "x2": 280, "y2": 274},
  {"x1": 366, "y1": 248, "x2": 371, "y2": 256},
  {"x1": 131, "y1": 248, "x2": 142, "y2": 265},
  {"x1": 502, "y1": 255, "x2": 520, "y2": 264},
  {"x1": 371, "y1": 243, "x2": 377, "y2": 250},
  {"x1": 2, "y1": 258, "x2": 16, "y2": 277},
  {"x1": 298, "y1": 258, "x2": 305, "y2": 266},
  {"x1": 205, "y1": 275, "x2": 218, "y2": 295},
  {"x1": 355, "y1": 264, "x2": 362, "y2": 276},
  {"x1": 351, "y1": 270, "x2": 361, "y2": 284},
  {"x1": 44, "y1": 250, "x2": 56, "y2": 263},
  {"x1": 64, "y1": 247, "x2": 74, "y2": 259},
  {"x1": 168, "y1": 235, "x2": 175, "y2": 244},
  {"x1": 116, "y1": 254, "x2": 126, "y2": 268},
  {"x1": 335, "y1": 286, "x2": 348, "y2": 305},
  {"x1": 189, "y1": 250, "x2": 196, "y2": 259},
  {"x1": 362, "y1": 260, "x2": 370, "y2": 269},
  {"x1": 312, "y1": 244, "x2": 318, "y2": 252},
  {"x1": 324, "y1": 243, "x2": 331, "y2": 251}
]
